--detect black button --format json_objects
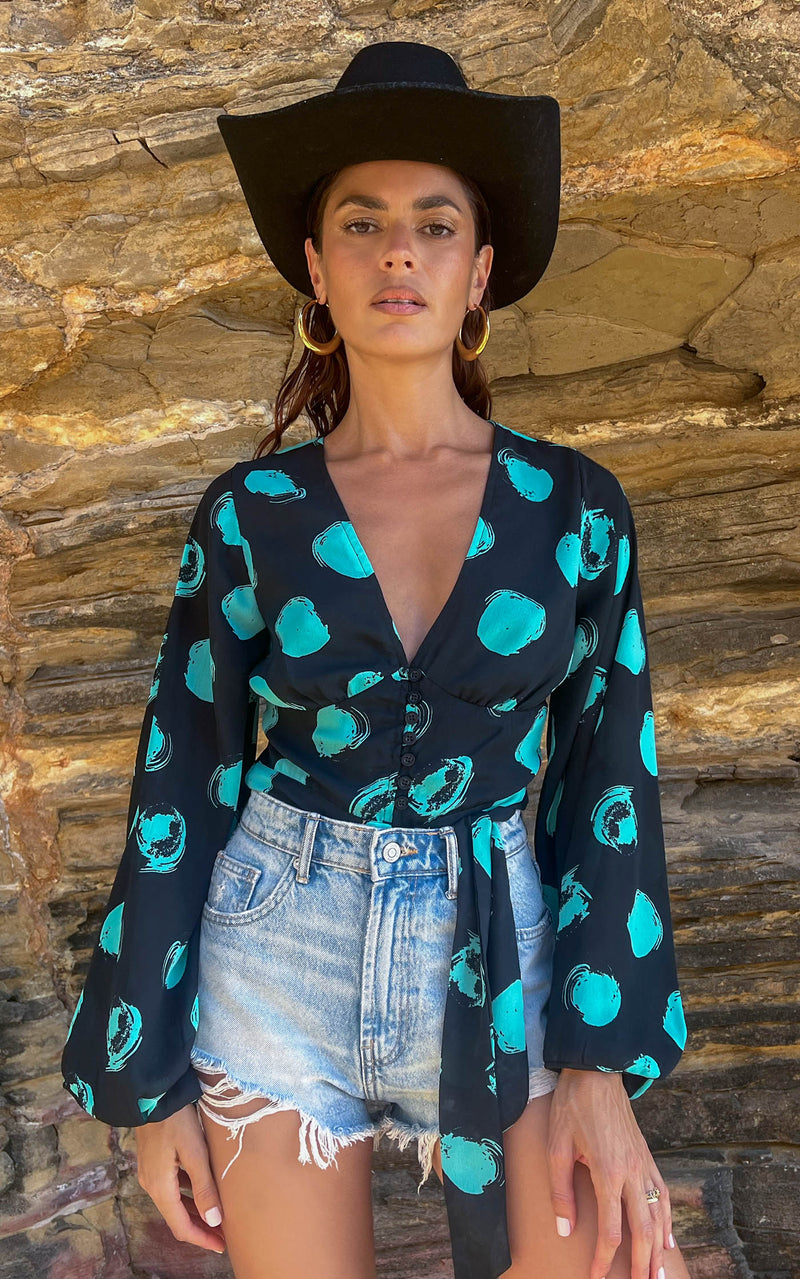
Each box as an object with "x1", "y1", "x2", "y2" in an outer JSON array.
[
  {"x1": 395, "y1": 797, "x2": 408, "y2": 810},
  {"x1": 402, "y1": 731, "x2": 415, "y2": 744},
  {"x1": 397, "y1": 775, "x2": 412, "y2": 790},
  {"x1": 408, "y1": 667, "x2": 423, "y2": 681},
  {"x1": 400, "y1": 752, "x2": 415, "y2": 766},
  {"x1": 407, "y1": 691, "x2": 421, "y2": 704}
]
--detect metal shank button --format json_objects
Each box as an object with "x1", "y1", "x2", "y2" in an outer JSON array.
[{"x1": 383, "y1": 841, "x2": 402, "y2": 862}]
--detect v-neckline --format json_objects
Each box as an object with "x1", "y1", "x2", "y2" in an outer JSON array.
[{"x1": 317, "y1": 418, "x2": 501, "y2": 670}]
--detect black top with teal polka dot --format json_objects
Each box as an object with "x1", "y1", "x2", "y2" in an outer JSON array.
[{"x1": 61, "y1": 420, "x2": 687, "y2": 1279}]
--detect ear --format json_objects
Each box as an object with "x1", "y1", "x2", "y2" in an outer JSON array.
[
  {"x1": 471, "y1": 242, "x2": 493, "y2": 304},
  {"x1": 304, "y1": 235, "x2": 325, "y2": 298}
]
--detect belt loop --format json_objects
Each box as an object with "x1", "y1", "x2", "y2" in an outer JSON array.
[
  {"x1": 295, "y1": 811, "x2": 319, "y2": 884},
  {"x1": 444, "y1": 830, "x2": 459, "y2": 900}
]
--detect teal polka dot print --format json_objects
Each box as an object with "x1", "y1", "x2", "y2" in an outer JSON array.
[{"x1": 61, "y1": 421, "x2": 686, "y2": 1279}]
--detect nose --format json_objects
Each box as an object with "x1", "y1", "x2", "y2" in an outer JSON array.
[{"x1": 380, "y1": 222, "x2": 418, "y2": 265}]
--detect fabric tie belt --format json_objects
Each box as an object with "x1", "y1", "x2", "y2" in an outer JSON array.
[{"x1": 436, "y1": 801, "x2": 532, "y2": 1279}]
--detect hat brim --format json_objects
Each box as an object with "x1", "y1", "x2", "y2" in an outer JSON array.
[{"x1": 217, "y1": 83, "x2": 560, "y2": 313}]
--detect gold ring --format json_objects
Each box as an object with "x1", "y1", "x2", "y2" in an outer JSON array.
[{"x1": 645, "y1": 1187, "x2": 661, "y2": 1204}]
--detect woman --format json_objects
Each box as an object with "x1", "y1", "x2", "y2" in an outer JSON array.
[{"x1": 61, "y1": 40, "x2": 691, "y2": 1279}]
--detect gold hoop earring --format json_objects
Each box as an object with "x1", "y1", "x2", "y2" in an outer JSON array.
[
  {"x1": 455, "y1": 304, "x2": 490, "y2": 361},
  {"x1": 297, "y1": 298, "x2": 342, "y2": 355}
]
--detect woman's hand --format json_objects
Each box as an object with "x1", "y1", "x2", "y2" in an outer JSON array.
[
  {"x1": 546, "y1": 1068, "x2": 674, "y2": 1279},
  {"x1": 135, "y1": 1103, "x2": 226, "y2": 1255}
]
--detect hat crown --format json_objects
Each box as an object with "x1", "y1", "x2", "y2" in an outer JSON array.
[{"x1": 335, "y1": 41, "x2": 467, "y2": 91}]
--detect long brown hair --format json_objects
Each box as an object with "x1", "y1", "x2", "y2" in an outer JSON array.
[{"x1": 252, "y1": 166, "x2": 495, "y2": 459}]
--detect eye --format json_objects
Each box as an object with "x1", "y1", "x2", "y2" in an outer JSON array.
[
  {"x1": 342, "y1": 219, "x2": 377, "y2": 234},
  {"x1": 342, "y1": 219, "x2": 455, "y2": 238}
]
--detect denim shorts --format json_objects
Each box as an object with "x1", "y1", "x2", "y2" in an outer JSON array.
[{"x1": 189, "y1": 789, "x2": 559, "y2": 1187}]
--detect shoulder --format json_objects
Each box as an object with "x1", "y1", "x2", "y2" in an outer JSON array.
[
  {"x1": 574, "y1": 448, "x2": 629, "y2": 513},
  {"x1": 199, "y1": 437, "x2": 322, "y2": 508},
  {"x1": 495, "y1": 421, "x2": 628, "y2": 509}
]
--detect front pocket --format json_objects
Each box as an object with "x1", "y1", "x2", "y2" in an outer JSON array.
[
  {"x1": 202, "y1": 845, "x2": 296, "y2": 926},
  {"x1": 506, "y1": 845, "x2": 552, "y2": 942}
]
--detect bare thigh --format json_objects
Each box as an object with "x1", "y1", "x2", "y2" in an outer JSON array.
[
  {"x1": 195, "y1": 1068, "x2": 377, "y2": 1279},
  {"x1": 431, "y1": 1093, "x2": 692, "y2": 1279}
]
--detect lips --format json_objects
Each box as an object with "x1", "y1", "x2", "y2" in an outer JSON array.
[
  {"x1": 372, "y1": 288, "x2": 426, "y2": 305},
  {"x1": 372, "y1": 298, "x2": 426, "y2": 314}
]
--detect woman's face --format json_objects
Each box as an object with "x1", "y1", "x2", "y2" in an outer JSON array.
[{"x1": 304, "y1": 159, "x2": 492, "y2": 360}]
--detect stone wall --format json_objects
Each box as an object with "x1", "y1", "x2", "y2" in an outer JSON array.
[{"x1": 1, "y1": 2, "x2": 798, "y2": 1275}]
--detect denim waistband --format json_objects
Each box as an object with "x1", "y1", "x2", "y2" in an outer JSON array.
[{"x1": 238, "y1": 788, "x2": 529, "y2": 900}]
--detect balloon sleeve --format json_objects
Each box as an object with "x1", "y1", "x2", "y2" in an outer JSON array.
[
  {"x1": 534, "y1": 452, "x2": 687, "y2": 1100},
  {"x1": 61, "y1": 470, "x2": 268, "y2": 1126}
]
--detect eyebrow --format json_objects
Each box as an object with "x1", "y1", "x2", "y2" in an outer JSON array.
[{"x1": 332, "y1": 193, "x2": 464, "y2": 215}]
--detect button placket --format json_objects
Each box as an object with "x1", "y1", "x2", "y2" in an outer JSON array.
[{"x1": 395, "y1": 666, "x2": 423, "y2": 815}]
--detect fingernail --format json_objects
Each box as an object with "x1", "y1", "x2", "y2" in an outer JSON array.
[
  {"x1": 658, "y1": 1268, "x2": 666, "y2": 1279},
  {"x1": 556, "y1": 1216, "x2": 571, "y2": 1236},
  {"x1": 669, "y1": 1232, "x2": 675, "y2": 1248},
  {"x1": 204, "y1": 1206, "x2": 222, "y2": 1227}
]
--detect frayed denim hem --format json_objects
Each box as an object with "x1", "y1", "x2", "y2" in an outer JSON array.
[
  {"x1": 190, "y1": 1049, "x2": 556, "y2": 1188},
  {"x1": 190, "y1": 1048, "x2": 382, "y2": 1182},
  {"x1": 372, "y1": 1114, "x2": 441, "y2": 1194}
]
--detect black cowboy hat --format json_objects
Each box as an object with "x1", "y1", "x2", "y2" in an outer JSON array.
[{"x1": 215, "y1": 41, "x2": 561, "y2": 313}]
